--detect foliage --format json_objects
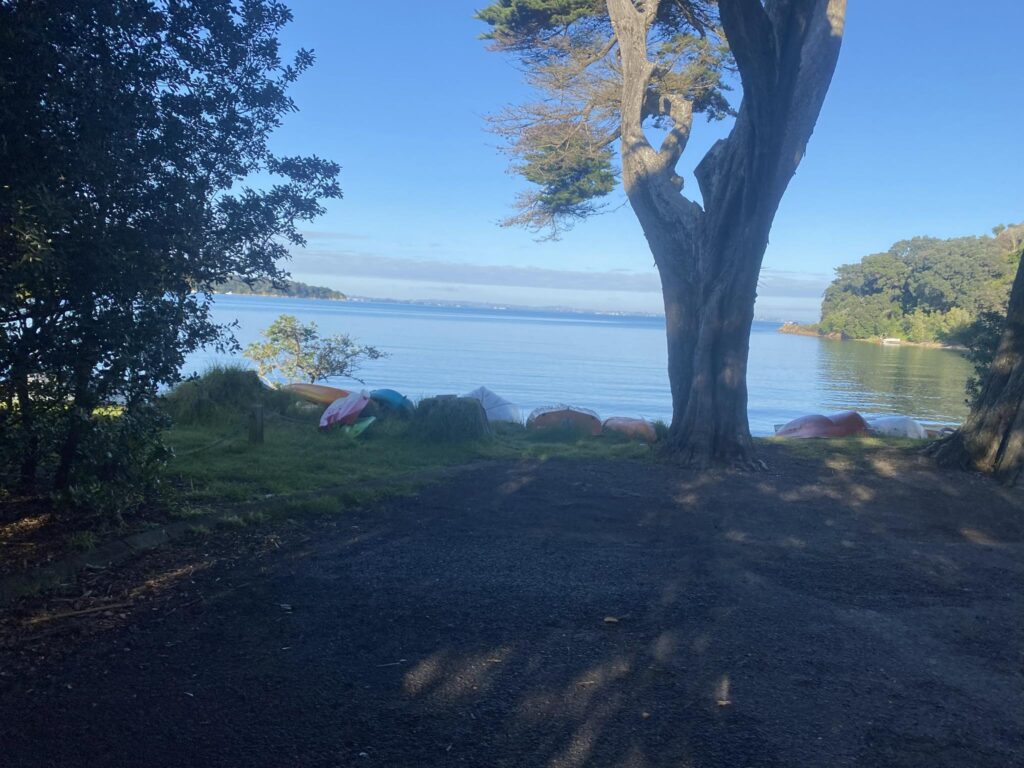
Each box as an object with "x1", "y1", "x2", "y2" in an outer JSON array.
[
  {"x1": 0, "y1": 0, "x2": 340, "y2": 500},
  {"x1": 818, "y1": 225, "x2": 1024, "y2": 344},
  {"x1": 215, "y1": 276, "x2": 347, "y2": 301},
  {"x1": 955, "y1": 311, "x2": 1007, "y2": 405},
  {"x1": 478, "y1": 0, "x2": 731, "y2": 235},
  {"x1": 412, "y1": 396, "x2": 492, "y2": 442},
  {"x1": 245, "y1": 314, "x2": 385, "y2": 384},
  {"x1": 162, "y1": 364, "x2": 300, "y2": 425}
]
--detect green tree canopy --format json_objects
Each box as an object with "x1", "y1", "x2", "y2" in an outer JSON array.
[
  {"x1": 478, "y1": 0, "x2": 732, "y2": 234},
  {"x1": 245, "y1": 315, "x2": 384, "y2": 384},
  {"x1": 818, "y1": 226, "x2": 1023, "y2": 343},
  {"x1": 0, "y1": 0, "x2": 340, "y2": 497}
]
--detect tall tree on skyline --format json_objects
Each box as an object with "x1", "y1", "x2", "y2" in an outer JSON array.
[{"x1": 479, "y1": 0, "x2": 846, "y2": 466}]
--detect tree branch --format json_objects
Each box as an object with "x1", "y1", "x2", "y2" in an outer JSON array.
[
  {"x1": 655, "y1": 93, "x2": 693, "y2": 182},
  {"x1": 717, "y1": 0, "x2": 776, "y2": 108}
]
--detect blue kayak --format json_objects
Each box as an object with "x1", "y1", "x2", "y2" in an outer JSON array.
[{"x1": 370, "y1": 388, "x2": 415, "y2": 417}]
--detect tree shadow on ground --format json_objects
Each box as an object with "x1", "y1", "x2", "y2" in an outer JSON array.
[{"x1": 1, "y1": 442, "x2": 1022, "y2": 767}]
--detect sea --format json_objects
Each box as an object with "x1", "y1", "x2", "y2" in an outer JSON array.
[{"x1": 185, "y1": 295, "x2": 974, "y2": 436}]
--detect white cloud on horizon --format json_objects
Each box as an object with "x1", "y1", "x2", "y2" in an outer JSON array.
[{"x1": 287, "y1": 250, "x2": 829, "y2": 321}]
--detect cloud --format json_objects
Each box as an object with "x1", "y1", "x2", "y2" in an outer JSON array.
[
  {"x1": 757, "y1": 269, "x2": 830, "y2": 299},
  {"x1": 294, "y1": 250, "x2": 663, "y2": 293},
  {"x1": 292, "y1": 249, "x2": 830, "y2": 301}
]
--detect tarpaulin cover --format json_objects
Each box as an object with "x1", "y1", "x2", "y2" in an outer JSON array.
[{"x1": 464, "y1": 386, "x2": 522, "y2": 424}]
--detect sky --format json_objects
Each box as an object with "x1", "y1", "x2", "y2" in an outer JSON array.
[{"x1": 265, "y1": 1, "x2": 1024, "y2": 320}]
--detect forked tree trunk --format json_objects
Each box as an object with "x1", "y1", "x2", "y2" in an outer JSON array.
[
  {"x1": 931, "y1": 255, "x2": 1024, "y2": 484},
  {"x1": 608, "y1": 0, "x2": 846, "y2": 466}
]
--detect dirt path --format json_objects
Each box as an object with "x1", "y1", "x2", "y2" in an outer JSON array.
[{"x1": 1, "y1": 446, "x2": 1023, "y2": 767}]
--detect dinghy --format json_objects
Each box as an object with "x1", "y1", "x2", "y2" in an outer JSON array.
[
  {"x1": 602, "y1": 417, "x2": 657, "y2": 443},
  {"x1": 284, "y1": 382, "x2": 350, "y2": 405},
  {"x1": 527, "y1": 405, "x2": 602, "y2": 436}
]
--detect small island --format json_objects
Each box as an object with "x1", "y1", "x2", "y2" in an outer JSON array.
[{"x1": 214, "y1": 276, "x2": 347, "y2": 301}]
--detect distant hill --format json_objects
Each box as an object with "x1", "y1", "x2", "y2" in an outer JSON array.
[{"x1": 215, "y1": 276, "x2": 346, "y2": 301}]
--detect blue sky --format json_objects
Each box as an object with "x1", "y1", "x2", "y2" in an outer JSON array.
[{"x1": 267, "y1": 1, "x2": 1023, "y2": 320}]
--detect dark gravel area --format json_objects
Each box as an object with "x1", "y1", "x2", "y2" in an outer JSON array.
[{"x1": 1, "y1": 446, "x2": 1023, "y2": 767}]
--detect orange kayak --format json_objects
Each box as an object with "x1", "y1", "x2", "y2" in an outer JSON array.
[
  {"x1": 602, "y1": 417, "x2": 657, "y2": 443},
  {"x1": 528, "y1": 406, "x2": 602, "y2": 436},
  {"x1": 283, "y1": 382, "x2": 350, "y2": 405}
]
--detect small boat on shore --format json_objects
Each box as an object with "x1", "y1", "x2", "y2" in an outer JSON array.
[
  {"x1": 284, "y1": 382, "x2": 350, "y2": 405},
  {"x1": 775, "y1": 411, "x2": 870, "y2": 439},
  {"x1": 528, "y1": 405, "x2": 602, "y2": 435},
  {"x1": 602, "y1": 417, "x2": 657, "y2": 443}
]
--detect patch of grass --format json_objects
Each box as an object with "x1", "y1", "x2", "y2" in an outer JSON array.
[
  {"x1": 760, "y1": 436, "x2": 923, "y2": 461},
  {"x1": 164, "y1": 412, "x2": 649, "y2": 509},
  {"x1": 64, "y1": 530, "x2": 98, "y2": 552},
  {"x1": 214, "y1": 510, "x2": 270, "y2": 530},
  {"x1": 183, "y1": 524, "x2": 212, "y2": 539}
]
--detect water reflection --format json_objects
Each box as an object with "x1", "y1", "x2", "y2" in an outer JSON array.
[{"x1": 815, "y1": 339, "x2": 971, "y2": 425}]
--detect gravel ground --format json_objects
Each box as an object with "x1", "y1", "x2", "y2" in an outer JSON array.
[{"x1": 1, "y1": 446, "x2": 1022, "y2": 767}]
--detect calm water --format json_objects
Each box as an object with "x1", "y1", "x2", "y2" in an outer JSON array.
[{"x1": 186, "y1": 295, "x2": 973, "y2": 435}]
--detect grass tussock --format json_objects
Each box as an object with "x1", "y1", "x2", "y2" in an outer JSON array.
[
  {"x1": 162, "y1": 364, "x2": 299, "y2": 425},
  {"x1": 412, "y1": 396, "x2": 491, "y2": 442}
]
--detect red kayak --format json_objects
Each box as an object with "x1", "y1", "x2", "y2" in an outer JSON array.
[{"x1": 775, "y1": 411, "x2": 870, "y2": 439}]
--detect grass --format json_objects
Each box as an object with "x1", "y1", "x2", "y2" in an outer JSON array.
[
  {"x1": 164, "y1": 411, "x2": 654, "y2": 513},
  {"x1": 764, "y1": 435, "x2": 923, "y2": 460}
]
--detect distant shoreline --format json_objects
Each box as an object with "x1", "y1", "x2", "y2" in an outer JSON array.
[
  {"x1": 778, "y1": 322, "x2": 965, "y2": 351},
  {"x1": 217, "y1": 292, "x2": 801, "y2": 325}
]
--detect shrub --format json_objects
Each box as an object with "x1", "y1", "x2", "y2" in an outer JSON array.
[
  {"x1": 412, "y1": 396, "x2": 491, "y2": 442},
  {"x1": 162, "y1": 364, "x2": 297, "y2": 425}
]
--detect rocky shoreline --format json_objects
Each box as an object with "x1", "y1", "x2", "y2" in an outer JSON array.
[{"x1": 777, "y1": 322, "x2": 964, "y2": 351}]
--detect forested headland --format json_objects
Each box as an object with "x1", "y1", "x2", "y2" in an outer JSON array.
[
  {"x1": 214, "y1": 276, "x2": 347, "y2": 301},
  {"x1": 785, "y1": 224, "x2": 1024, "y2": 346}
]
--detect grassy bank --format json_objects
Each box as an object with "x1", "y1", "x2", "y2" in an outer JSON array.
[{"x1": 165, "y1": 411, "x2": 653, "y2": 511}]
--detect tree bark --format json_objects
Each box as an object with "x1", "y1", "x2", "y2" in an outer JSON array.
[
  {"x1": 608, "y1": 0, "x2": 846, "y2": 466},
  {"x1": 13, "y1": 365, "x2": 38, "y2": 494},
  {"x1": 931, "y1": 253, "x2": 1024, "y2": 484}
]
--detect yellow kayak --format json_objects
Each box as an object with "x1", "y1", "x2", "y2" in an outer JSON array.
[{"x1": 283, "y1": 382, "x2": 350, "y2": 405}]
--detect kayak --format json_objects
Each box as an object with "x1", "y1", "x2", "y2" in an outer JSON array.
[
  {"x1": 602, "y1": 417, "x2": 657, "y2": 443},
  {"x1": 340, "y1": 416, "x2": 376, "y2": 438},
  {"x1": 284, "y1": 382, "x2": 350, "y2": 405},
  {"x1": 464, "y1": 386, "x2": 522, "y2": 424},
  {"x1": 867, "y1": 415, "x2": 928, "y2": 439},
  {"x1": 370, "y1": 388, "x2": 415, "y2": 417},
  {"x1": 775, "y1": 411, "x2": 870, "y2": 438},
  {"x1": 319, "y1": 391, "x2": 370, "y2": 429},
  {"x1": 528, "y1": 406, "x2": 602, "y2": 436}
]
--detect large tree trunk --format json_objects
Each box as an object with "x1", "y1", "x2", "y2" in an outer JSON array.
[
  {"x1": 931, "y1": 254, "x2": 1024, "y2": 483},
  {"x1": 661, "y1": 251, "x2": 760, "y2": 465},
  {"x1": 608, "y1": 0, "x2": 846, "y2": 465}
]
